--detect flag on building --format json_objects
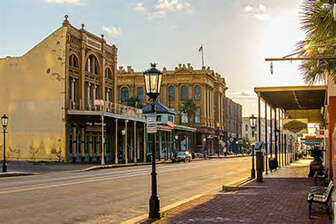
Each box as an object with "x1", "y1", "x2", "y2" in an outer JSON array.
[{"x1": 198, "y1": 45, "x2": 203, "y2": 52}]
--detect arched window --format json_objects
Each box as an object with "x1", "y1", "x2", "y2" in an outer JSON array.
[
  {"x1": 169, "y1": 86, "x2": 175, "y2": 101},
  {"x1": 194, "y1": 85, "x2": 201, "y2": 101},
  {"x1": 69, "y1": 54, "x2": 78, "y2": 68},
  {"x1": 105, "y1": 68, "x2": 112, "y2": 79},
  {"x1": 121, "y1": 87, "x2": 129, "y2": 102},
  {"x1": 86, "y1": 54, "x2": 99, "y2": 75},
  {"x1": 181, "y1": 86, "x2": 188, "y2": 101}
]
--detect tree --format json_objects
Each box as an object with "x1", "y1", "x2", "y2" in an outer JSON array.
[
  {"x1": 298, "y1": 0, "x2": 336, "y2": 83},
  {"x1": 126, "y1": 96, "x2": 143, "y2": 108},
  {"x1": 180, "y1": 99, "x2": 197, "y2": 123}
]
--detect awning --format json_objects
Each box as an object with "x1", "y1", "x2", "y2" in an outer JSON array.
[
  {"x1": 174, "y1": 125, "x2": 197, "y2": 133},
  {"x1": 157, "y1": 125, "x2": 173, "y2": 132},
  {"x1": 254, "y1": 85, "x2": 327, "y2": 123}
]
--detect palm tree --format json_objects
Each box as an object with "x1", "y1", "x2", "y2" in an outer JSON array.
[
  {"x1": 126, "y1": 96, "x2": 143, "y2": 108},
  {"x1": 180, "y1": 99, "x2": 197, "y2": 123},
  {"x1": 298, "y1": 0, "x2": 336, "y2": 83}
]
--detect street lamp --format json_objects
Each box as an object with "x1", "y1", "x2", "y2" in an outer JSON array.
[
  {"x1": 249, "y1": 114, "x2": 257, "y2": 179},
  {"x1": 143, "y1": 63, "x2": 163, "y2": 220},
  {"x1": 1, "y1": 114, "x2": 8, "y2": 172}
]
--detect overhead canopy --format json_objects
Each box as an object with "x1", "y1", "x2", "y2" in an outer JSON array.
[{"x1": 255, "y1": 85, "x2": 327, "y2": 123}]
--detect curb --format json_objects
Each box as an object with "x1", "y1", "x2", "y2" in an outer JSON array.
[{"x1": 0, "y1": 172, "x2": 36, "y2": 178}]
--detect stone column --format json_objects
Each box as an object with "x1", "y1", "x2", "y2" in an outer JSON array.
[
  {"x1": 124, "y1": 120, "x2": 128, "y2": 163},
  {"x1": 72, "y1": 126, "x2": 76, "y2": 160},
  {"x1": 89, "y1": 134, "x2": 93, "y2": 160},
  {"x1": 80, "y1": 127, "x2": 85, "y2": 160},
  {"x1": 134, "y1": 121, "x2": 137, "y2": 163},
  {"x1": 115, "y1": 119, "x2": 118, "y2": 164}
]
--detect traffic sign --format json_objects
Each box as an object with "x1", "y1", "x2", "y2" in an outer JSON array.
[{"x1": 147, "y1": 114, "x2": 157, "y2": 133}]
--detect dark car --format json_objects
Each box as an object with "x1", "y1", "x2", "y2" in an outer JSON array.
[{"x1": 172, "y1": 151, "x2": 192, "y2": 163}]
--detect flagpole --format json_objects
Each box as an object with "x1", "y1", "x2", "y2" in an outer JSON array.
[{"x1": 201, "y1": 45, "x2": 204, "y2": 68}]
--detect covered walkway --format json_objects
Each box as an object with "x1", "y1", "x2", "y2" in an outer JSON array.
[{"x1": 254, "y1": 85, "x2": 327, "y2": 173}]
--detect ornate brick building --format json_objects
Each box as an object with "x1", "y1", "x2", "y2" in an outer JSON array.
[
  {"x1": 225, "y1": 97, "x2": 243, "y2": 153},
  {"x1": 0, "y1": 16, "x2": 147, "y2": 163},
  {"x1": 117, "y1": 63, "x2": 228, "y2": 155}
]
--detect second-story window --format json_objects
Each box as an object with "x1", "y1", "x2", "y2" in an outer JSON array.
[
  {"x1": 105, "y1": 68, "x2": 112, "y2": 79},
  {"x1": 121, "y1": 87, "x2": 129, "y2": 102},
  {"x1": 86, "y1": 55, "x2": 100, "y2": 75},
  {"x1": 169, "y1": 86, "x2": 175, "y2": 101},
  {"x1": 181, "y1": 112, "x2": 188, "y2": 123},
  {"x1": 137, "y1": 87, "x2": 144, "y2": 102},
  {"x1": 69, "y1": 54, "x2": 78, "y2": 68},
  {"x1": 245, "y1": 124, "x2": 248, "y2": 132},
  {"x1": 181, "y1": 86, "x2": 188, "y2": 101},
  {"x1": 195, "y1": 108, "x2": 201, "y2": 123},
  {"x1": 194, "y1": 85, "x2": 201, "y2": 101}
]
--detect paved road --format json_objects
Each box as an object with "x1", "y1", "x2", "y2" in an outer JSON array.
[{"x1": 0, "y1": 157, "x2": 251, "y2": 224}]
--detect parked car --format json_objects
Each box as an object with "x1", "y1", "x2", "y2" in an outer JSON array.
[{"x1": 172, "y1": 151, "x2": 192, "y2": 163}]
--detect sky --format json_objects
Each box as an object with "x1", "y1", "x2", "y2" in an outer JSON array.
[{"x1": 0, "y1": 0, "x2": 307, "y2": 116}]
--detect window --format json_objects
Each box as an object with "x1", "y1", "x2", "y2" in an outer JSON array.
[
  {"x1": 121, "y1": 87, "x2": 129, "y2": 102},
  {"x1": 137, "y1": 87, "x2": 144, "y2": 102},
  {"x1": 157, "y1": 115, "x2": 161, "y2": 122},
  {"x1": 195, "y1": 108, "x2": 201, "y2": 123},
  {"x1": 181, "y1": 112, "x2": 188, "y2": 123},
  {"x1": 105, "y1": 68, "x2": 112, "y2": 79},
  {"x1": 169, "y1": 86, "x2": 175, "y2": 101},
  {"x1": 245, "y1": 124, "x2": 248, "y2": 132},
  {"x1": 181, "y1": 86, "x2": 188, "y2": 101},
  {"x1": 69, "y1": 54, "x2": 78, "y2": 68},
  {"x1": 168, "y1": 115, "x2": 174, "y2": 122},
  {"x1": 194, "y1": 85, "x2": 201, "y2": 101},
  {"x1": 86, "y1": 55, "x2": 99, "y2": 75}
]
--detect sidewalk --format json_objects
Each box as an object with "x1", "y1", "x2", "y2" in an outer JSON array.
[{"x1": 142, "y1": 159, "x2": 329, "y2": 224}]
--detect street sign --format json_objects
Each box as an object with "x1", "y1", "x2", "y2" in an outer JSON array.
[
  {"x1": 147, "y1": 114, "x2": 157, "y2": 133},
  {"x1": 317, "y1": 129, "x2": 328, "y2": 138}
]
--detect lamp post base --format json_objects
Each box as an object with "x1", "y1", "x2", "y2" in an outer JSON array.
[
  {"x1": 251, "y1": 168, "x2": 255, "y2": 179},
  {"x1": 149, "y1": 195, "x2": 160, "y2": 219},
  {"x1": 2, "y1": 163, "x2": 7, "y2": 172}
]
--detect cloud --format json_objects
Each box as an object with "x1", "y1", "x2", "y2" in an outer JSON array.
[
  {"x1": 44, "y1": 0, "x2": 83, "y2": 4},
  {"x1": 132, "y1": 2, "x2": 147, "y2": 12},
  {"x1": 243, "y1": 3, "x2": 270, "y2": 21},
  {"x1": 155, "y1": 0, "x2": 191, "y2": 11},
  {"x1": 102, "y1": 26, "x2": 122, "y2": 38},
  {"x1": 258, "y1": 4, "x2": 267, "y2": 12},
  {"x1": 244, "y1": 5, "x2": 254, "y2": 12},
  {"x1": 132, "y1": 0, "x2": 191, "y2": 20},
  {"x1": 228, "y1": 91, "x2": 256, "y2": 100},
  {"x1": 147, "y1": 10, "x2": 167, "y2": 20}
]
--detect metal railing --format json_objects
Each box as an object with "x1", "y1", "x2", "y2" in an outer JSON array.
[{"x1": 68, "y1": 99, "x2": 145, "y2": 119}]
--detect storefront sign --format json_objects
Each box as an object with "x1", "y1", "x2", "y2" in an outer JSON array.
[
  {"x1": 283, "y1": 119, "x2": 308, "y2": 134},
  {"x1": 317, "y1": 129, "x2": 328, "y2": 138},
  {"x1": 147, "y1": 114, "x2": 157, "y2": 133}
]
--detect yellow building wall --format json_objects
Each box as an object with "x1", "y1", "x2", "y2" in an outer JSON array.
[{"x1": 0, "y1": 27, "x2": 67, "y2": 161}]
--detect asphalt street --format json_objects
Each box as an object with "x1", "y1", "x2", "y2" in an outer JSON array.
[{"x1": 0, "y1": 157, "x2": 251, "y2": 224}]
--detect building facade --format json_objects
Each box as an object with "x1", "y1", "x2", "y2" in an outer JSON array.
[
  {"x1": 0, "y1": 17, "x2": 147, "y2": 163},
  {"x1": 117, "y1": 63, "x2": 228, "y2": 155},
  {"x1": 225, "y1": 97, "x2": 243, "y2": 153}
]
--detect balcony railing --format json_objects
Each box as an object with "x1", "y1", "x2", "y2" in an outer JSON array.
[{"x1": 68, "y1": 100, "x2": 145, "y2": 120}]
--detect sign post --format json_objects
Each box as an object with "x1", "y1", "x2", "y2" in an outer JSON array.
[{"x1": 147, "y1": 114, "x2": 157, "y2": 134}]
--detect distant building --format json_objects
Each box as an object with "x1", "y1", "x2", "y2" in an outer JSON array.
[
  {"x1": 225, "y1": 97, "x2": 242, "y2": 153},
  {"x1": 117, "y1": 63, "x2": 228, "y2": 155}
]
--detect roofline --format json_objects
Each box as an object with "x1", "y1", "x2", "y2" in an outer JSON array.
[{"x1": 254, "y1": 85, "x2": 327, "y2": 94}]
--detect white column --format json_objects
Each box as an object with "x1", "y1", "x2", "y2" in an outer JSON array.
[
  {"x1": 101, "y1": 115, "x2": 105, "y2": 165},
  {"x1": 124, "y1": 120, "x2": 128, "y2": 163},
  {"x1": 134, "y1": 121, "x2": 137, "y2": 163},
  {"x1": 115, "y1": 119, "x2": 118, "y2": 164},
  {"x1": 88, "y1": 83, "x2": 91, "y2": 109},
  {"x1": 72, "y1": 126, "x2": 76, "y2": 158}
]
